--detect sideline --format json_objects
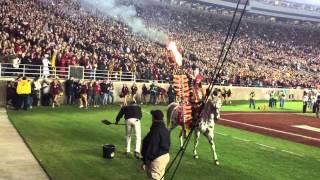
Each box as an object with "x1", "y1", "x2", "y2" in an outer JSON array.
[{"x1": 0, "y1": 108, "x2": 49, "y2": 180}]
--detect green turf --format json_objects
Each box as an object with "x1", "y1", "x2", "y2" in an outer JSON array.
[{"x1": 7, "y1": 103, "x2": 320, "y2": 180}]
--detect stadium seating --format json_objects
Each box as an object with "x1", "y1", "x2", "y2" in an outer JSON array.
[{"x1": 0, "y1": 0, "x2": 319, "y2": 88}]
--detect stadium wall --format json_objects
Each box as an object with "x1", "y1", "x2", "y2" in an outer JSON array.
[{"x1": 0, "y1": 79, "x2": 304, "y2": 106}]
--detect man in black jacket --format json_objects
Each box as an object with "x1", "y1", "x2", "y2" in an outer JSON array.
[
  {"x1": 141, "y1": 110, "x2": 170, "y2": 180},
  {"x1": 65, "y1": 77, "x2": 74, "y2": 105},
  {"x1": 167, "y1": 84, "x2": 175, "y2": 104},
  {"x1": 115, "y1": 101, "x2": 142, "y2": 158}
]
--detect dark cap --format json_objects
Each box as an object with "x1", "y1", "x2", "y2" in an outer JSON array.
[{"x1": 150, "y1": 110, "x2": 164, "y2": 121}]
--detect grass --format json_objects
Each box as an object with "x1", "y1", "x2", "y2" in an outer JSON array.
[
  {"x1": 221, "y1": 100, "x2": 310, "y2": 112},
  {"x1": 7, "y1": 102, "x2": 320, "y2": 180}
]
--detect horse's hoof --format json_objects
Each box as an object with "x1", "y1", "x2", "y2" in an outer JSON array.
[
  {"x1": 215, "y1": 160, "x2": 220, "y2": 166},
  {"x1": 194, "y1": 155, "x2": 199, "y2": 159}
]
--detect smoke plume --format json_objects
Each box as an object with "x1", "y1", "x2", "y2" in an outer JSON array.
[{"x1": 79, "y1": 0, "x2": 169, "y2": 44}]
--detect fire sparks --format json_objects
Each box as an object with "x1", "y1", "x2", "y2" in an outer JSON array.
[{"x1": 167, "y1": 41, "x2": 182, "y2": 66}]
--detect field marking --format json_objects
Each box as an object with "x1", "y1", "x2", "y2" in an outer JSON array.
[
  {"x1": 232, "y1": 136, "x2": 250, "y2": 142},
  {"x1": 220, "y1": 118, "x2": 320, "y2": 142},
  {"x1": 292, "y1": 125, "x2": 320, "y2": 133},
  {"x1": 222, "y1": 113, "x2": 294, "y2": 116},
  {"x1": 215, "y1": 132, "x2": 227, "y2": 136},
  {"x1": 281, "y1": 150, "x2": 304, "y2": 157},
  {"x1": 255, "y1": 143, "x2": 276, "y2": 149}
]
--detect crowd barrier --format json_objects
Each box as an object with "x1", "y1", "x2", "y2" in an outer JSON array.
[{"x1": 0, "y1": 79, "x2": 304, "y2": 107}]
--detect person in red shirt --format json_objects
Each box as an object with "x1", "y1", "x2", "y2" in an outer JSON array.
[
  {"x1": 92, "y1": 80, "x2": 101, "y2": 107},
  {"x1": 122, "y1": 84, "x2": 129, "y2": 106},
  {"x1": 59, "y1": 54, "x2": 66, "y2": 75},
  {"x1": 79, "y1": 80, "x2": 88, "y2": 109},
  {"x1": 50, "y1": 79, "x2": 62, "y2": 108},
  {"x1": 157, "y1": 87, "x2": 167, "y2": 104},
  {"x1": 131, "y1": 83, "x2": 138, "y2": 103}
]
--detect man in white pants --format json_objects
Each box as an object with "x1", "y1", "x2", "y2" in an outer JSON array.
[{"x1": 115, "y1": 101, "x2": 142, "y2": 159}]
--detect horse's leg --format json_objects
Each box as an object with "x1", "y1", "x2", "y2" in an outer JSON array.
[
  {"x1": 193, "y1": 129, "x2": 201, "y2": 159},
  {"x1": 216, "y1": 108, "x2": 221, "y2": 120},
  {"x1": 205, "y1": 128, "x2": 219, "y2": 166},
  {"x1": 179, "y1": 130, "x2": 184, "y2": 149}
]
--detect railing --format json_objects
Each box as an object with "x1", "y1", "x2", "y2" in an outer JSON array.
[
  {"x1": 0, "y1": 63, "x2": 305, "y2": 88},
  {"x1": 0, "y1": 63, "x2": 135, "y2": 81}
]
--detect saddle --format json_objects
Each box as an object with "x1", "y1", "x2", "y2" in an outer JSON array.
[{"x1": 175, "y1": 105, "x2": 192, "y2": 129}]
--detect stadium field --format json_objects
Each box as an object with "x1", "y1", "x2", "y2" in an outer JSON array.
[{"x1": 7, "y1": 102, "x2": 320, "y2": 180}]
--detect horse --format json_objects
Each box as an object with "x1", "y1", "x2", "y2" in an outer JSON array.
[{"x1": 166, "y1": 97, "x2": 221, "y2": 165}]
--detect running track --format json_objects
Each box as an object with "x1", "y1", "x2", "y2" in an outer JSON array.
[{"x1": 219, "y1": 113, "x2": 320, "y2": 147}]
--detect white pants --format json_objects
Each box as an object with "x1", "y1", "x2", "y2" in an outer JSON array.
[{"x1": 126, "y1": 118, "x2": 141, "y2": 153}]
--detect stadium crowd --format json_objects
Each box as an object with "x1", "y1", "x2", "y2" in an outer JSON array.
[{"x1": 0, "y1": 0, "x2": 320, "y2": 88}]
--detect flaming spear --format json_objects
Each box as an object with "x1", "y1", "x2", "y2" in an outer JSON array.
[{"x1": 167, "y1": 41, "x2": 192, "y2": 136}]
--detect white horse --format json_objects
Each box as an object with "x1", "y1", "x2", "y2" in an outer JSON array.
[{"x1": 167, "y1": 97, "x2": 222, "y2": 165}]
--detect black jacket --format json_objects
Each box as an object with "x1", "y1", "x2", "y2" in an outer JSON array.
[
  {"x1": 100, "y1": 83, "x2": 109, "y2": 93},
  {"x1": 115, "y1": 104, "x2": 142, "y2": 123},
  {"x1": 65, "y1": 79, "x2": 74, "y2": 95},
  {"x1": 141, "y1": 122, "x2": 170, "y2": 165}
]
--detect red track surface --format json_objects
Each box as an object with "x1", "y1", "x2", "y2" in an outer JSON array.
[{"x1": 219, "y1": 113, "x2": 320, "y2": 147}]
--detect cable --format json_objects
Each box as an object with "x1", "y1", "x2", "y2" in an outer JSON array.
[
  {"x1": 206, "y1": 0, "x2": 242, "y2": 96},
  {"x1": 204, "y1": 0, "x2": 249, "y2": 104},
  {"x1": 162, "y1": 0, "x2": 249, "y2": 179}
]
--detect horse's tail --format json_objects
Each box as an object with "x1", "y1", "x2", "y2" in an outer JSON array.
[{"x1": 167, "y1": 103, "x2": 178, "y2": 129}]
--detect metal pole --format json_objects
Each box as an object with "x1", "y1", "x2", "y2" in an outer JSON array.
[
  {"x1": 68, "y1": 66, "x2": 70, "y2": 79},
  {"x1": 22, "y1": 64, "x2": 25, "y2": 77},
  {"x1": 40, "y1": 65, "x2": 42, "y2": 78}
]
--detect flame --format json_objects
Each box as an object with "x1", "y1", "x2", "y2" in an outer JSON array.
[{"x1": 167, "y1": 41, "x2": 182, "y2": 66}]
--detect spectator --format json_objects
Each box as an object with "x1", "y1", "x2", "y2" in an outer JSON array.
[
  {"x1": 65, "y1": 77, "x2": 75, "y2": 105},
  {"x1": 121, "y1": 84, "x2": 130, "y2": 106},
  {"x1": 279, "y1": 90, "x2": 286, "y2": 108},
  {"x1": 31, "y1": 77, "x2": 41, "y2": 107},
  {"x1": 79, "y1": 80, "x2": 88, "y2": 109},
  {"x1": 42, "y1": 54, "x2": 51, "y2": 79},
  {"x1": 157, "y1": 87, "x2": 166, "y2": 104},
  {"x1": 131, "y1": 83, "x2": 138, "y2": 103},
  {"x1": 303, "y1": 92, "x2": 308, "y2": 113},
  {"x1": 50, "y1": 79, "x2": 62, "y2": 108},
  {"x1": 107, "y1": 81, "x2": 115, "y2": 104},
  {"x1": 6, "y1": 81, "x2": 16, "y2": 107},
  {"x1": 149, "y1": 83, "x2": 158, "y2": 105},
  {"x1": 41, "y1": 80, "x2": 51, "y2": 106},
  {"x1": 92, "y1": 80, "x2": 101, "y2": 107},
  {"x1": 315, "y1": 95, "x2": 320, "y2": 118},
  {"x1": 141, "y1": 110, "x2": 170, "y2": 180},
  {"x1": 74, "y1": 80, "x2": 82, "y2": 106},
  {"x1": 167, "y1": 84, "x2": 175, "y2": 104},
  {"x1": 249, "y1": 91, "x2": 256, "y2": 109},
  {"x1": 100, "y1": 80, "x2": 109, "y2": 106},
  {"x1": 16, "y1": 76, "x2": 31, "y2": 110},
  {"x1": 141, "y1": 84, "x2": 149, "y2": 105},
  {"x1": 87, "y1": 81, "x2": 94, "y2": 107}
]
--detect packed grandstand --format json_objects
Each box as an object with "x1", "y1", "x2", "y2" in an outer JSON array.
[{"x1": 1, "y1": 0, "x2": 320, "y2": 88}]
